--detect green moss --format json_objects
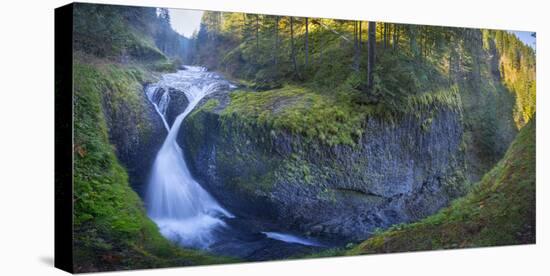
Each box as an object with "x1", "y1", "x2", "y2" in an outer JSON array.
[
  {"x1": 345, "y1": 119, "x2": 535, "y2": 255},
  {"x1": 282, "y1": 154, "x2": 315, "y2": 185},
  {"x1": 149, "y1": 59, "x2": 181, "y2": 72},
  {"x1": 73, "y1": 62, "x2": 235, "y2": 272},
  {"x1": 190, "y1": 99, "x2": 220, "y2": 117},
  {"x1": 221, "y1": 84, "x2": 461, "y2": 147}
]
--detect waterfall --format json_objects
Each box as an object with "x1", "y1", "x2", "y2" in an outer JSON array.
[
  {"x1": 144, "y1": 66, "x2": 325, "y2": 254},
  {"x1": 261, "y1": 232, "x2": 322, "y2": 247},
  {"x1": 145, "y1": 66, "x2": 234, "y2": 249}
]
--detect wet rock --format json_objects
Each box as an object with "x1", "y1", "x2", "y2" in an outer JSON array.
[
  {"x1": 165, "y1": 87, "x2": 189, "y2": 127},
  {"x1": 181, "y1": 90, "x2": 467, "y2": 242},
  {"x1": 105, "y1": 84, "x2": 168, "y2": 198}
]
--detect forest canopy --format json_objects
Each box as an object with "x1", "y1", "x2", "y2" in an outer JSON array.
[{"x1": 182, "y1": 11, "x2": 535, "y2": 128}]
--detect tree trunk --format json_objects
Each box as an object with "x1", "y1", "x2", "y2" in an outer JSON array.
[
  {"x1": 256, "y1": 15, "x2": 260, "y2": 51},
  {"x1": 290, "y1": 17, "x2": 298, "y2": 77},
  {"x1": 383, "y1": 23, "x2": 388, "y2": 49},
  {"x1": 367, "y1": 21, "x2": 376, "y2": 92},
  {"x1": 274, "y1": 16, "x2": 279, "y2": 68},
  {"x1": 359, "y1": 21, "x2": 362, "y2": 49},
  {"x1": 353, "y1": 21, "x2": 357, "y2": 51},
  {"x1": 353, "y1": 21, "x2": 360, "y2": 71},
  {"x1": 420, "y1": 26, "x2": 424, "y2": 60},
  {"x1": 305, "y1": 17, "x2": 309, "y2": 68},
  {"x1": 242, "y1": 13, "x2": 247, "y2": 40},
  {"x1": 393, "y1": 24, "x2": 398, "y2": 50},
  {"x1": 409, "y1": 25, "x2": 419, "y2": 59}
]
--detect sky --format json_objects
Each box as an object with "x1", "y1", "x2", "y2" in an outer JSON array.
[
  {"x1": 512, "y1": 31, "x2": 536, "y2": 49},
  {"x1": 167, "y1": 9, "x2": 536, "y2": 50},
  {"x1": 168, "y1": 9, "x2": 204, "y2": 38}
]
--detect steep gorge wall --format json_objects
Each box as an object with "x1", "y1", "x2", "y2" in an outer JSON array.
[
  {"x1": 103, "y1": 76, "x2": 167, "y2": 197},
  {"x1": 70, "y1": 3, "x2": 228, "y2": 271},
  {"x1": 180, "y1": 91, "x2": 467, "y2": 241}
]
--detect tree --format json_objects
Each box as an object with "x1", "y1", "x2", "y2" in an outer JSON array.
[
  {"x1": 256, "y1": 14, "x2": 260, "y2": 52},
  {"x1": 367, "y1": 21, "x2": 376, "y2": 92},
  {"x1": 305, "y1": 17, "x2": 309, "y2": 68},
  {"x1": 242, "y1": 13, "x2": 247, "y2": 40},
  {"x1": 359, "y1": 21, "x2": 362, "y2": 49},
  {"x1": 353, "y1": 21, "x2": 360, "y2": 71},
  {"x1": 157, "y1": 8, "x2": 170, "y2": 23},
  {"x1": 393, "y1": 24, "x2": 399, "y2": 50},
  {"x1": 274, "y1": 16, "x2": 279, "y2": 68},
  {"x1": 383, "y1": 23, "x2": 388, "y2": 48},
  {"x1": 290, "y1": 17, "x2": 299, "y2": 77},
  {"x1": 409, "y1": 25, "x2": 419, "y2": 59}
]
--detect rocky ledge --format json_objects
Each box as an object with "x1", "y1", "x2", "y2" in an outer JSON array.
[{"x1": 178, "y1": 89, "x2": 467, "y2": 242}]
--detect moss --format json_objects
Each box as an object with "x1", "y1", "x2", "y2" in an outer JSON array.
[
  {"x1": 149, "y1": 59, "x2": 181, "y2": 72},
  {"x1": 345, "y1": 119, "x2": 535, "y2": 255},
  {"x1": 183, "y1": 99, "x2": 221, "y2": 166},
  {"x1": 221, "y1": 84, "x2": 461, "y2": 147},
  {"x1": 73, "y1": 62, "x2": 235, "y2": 272},
  {"x1": 188, "y1": 84, "x2": 464, "y2": 196},
  {"x1": 190, "y1": 99, "x2": 220, "y2": 117},
  {"x1": 282, "y1": 155, "x2": 315, "y2": 185}
]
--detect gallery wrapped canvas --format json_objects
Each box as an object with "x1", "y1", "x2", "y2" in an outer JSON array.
[{"x1": 55, "y1": 2, "x2": 536, "y2": 273}]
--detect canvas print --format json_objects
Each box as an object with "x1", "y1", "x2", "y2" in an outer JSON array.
[{"x1": 55, "y1": 2, "x2": 536, "y2": 273}]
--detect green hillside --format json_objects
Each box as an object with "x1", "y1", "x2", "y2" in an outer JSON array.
[
  {"x1": 71, "y1": 4, "x2": 233, "y2": 272},
  {"x1": 347, "y1": 119, "x2": 535, "y2": 254}
]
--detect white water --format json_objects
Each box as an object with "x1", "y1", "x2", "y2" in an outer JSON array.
[
  {"x1": 145, "y1": 65, "x2": 325, "y2": 252},
  {"x1": 145, "y1": 85, "x2": 170, "y2": 131},
  {"x1": 146, "y1": 66, "x2": 234, "y2": 249},
  {"x1": 262, "y1": 232, "x2": 322, "y2": 247}
]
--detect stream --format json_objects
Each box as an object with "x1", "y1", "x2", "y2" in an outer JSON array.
[{"x1": 144, "y1": 66, "x2": 326, "y2": 260}]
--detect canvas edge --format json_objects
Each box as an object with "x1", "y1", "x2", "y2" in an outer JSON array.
[{"x1": 55, "y1": 2, "x2": 75, "y2": 274}]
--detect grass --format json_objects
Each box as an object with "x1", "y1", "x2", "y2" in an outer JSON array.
[
  {"x1": 72, "y1": 62, "x2": 235, "y2": 272},
  {"x1": 345, "y1": 119, "x2": 535, "y2": 255}
]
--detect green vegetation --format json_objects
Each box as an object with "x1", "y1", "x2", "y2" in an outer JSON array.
[
  {"x1": 71, "y1": 4, "x2": 237, "y2": 271},
  {"x1": 187, "y1": 13, "x2": 536, "y2": 257},
  {"x1": 489, "y1": 31, "x2": 536, "y2": 128},
  {"x1": 221, "y1": 84, "x2": 461, "y2": 146},
  {"x1": 192, "y1": 13, "x2": 535, "y2": 111},
  {"x1": 72, "y1": 63, "x2": 233, "y2": 271},
  {"x1": 68, "y1": 3, "x2": 536, "y2": 269},
  {"x1": 191, "y1": 12, "x2": 535, "y2": 179},
  {"x1": 74, "y1": 3, "x2": 191, "y2": 62},
  {"x1": 347, "y1": 119, "x2": 535, "y2": 254}
]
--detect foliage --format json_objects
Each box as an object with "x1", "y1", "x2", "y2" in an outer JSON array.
[
  {"x1": 73, "y1": 3, "x2": 189, "y2": 62},
  {"x1": 190, "y1": 13, "x2": 535, "y2": 170},
  {"x1": 346, "y1": 119, "x2": 535, "y2": 254},
  {"x1": 69, "y1": 4, "x2": 537, "y2": 267},
  {"x1": 489, "y1": 30, "x2": 536, "y2": 128},
  {"x1": 190, "y1": 13, "x2": 535, "y2": 128},
  {"x1": 72, "y1": 63, "x2": 234, "y2": 271},
  {"x1": 221, "y1": 84, "x2": 461, "y2": 146}
]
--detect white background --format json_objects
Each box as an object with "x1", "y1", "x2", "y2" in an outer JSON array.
[{"x1": 0, "y1": 0, "x2": 548, "y2": 275}]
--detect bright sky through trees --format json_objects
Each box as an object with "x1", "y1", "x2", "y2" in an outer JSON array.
[
  {"x1": 169, "y1": 9, "x2": 203, "y2": 38},
  {"x1": 168, "y1": 8, "x2": 536, "y2": 50},
  {"x1": 512, "y1": 31, "x2": 536, "y2": 49}
]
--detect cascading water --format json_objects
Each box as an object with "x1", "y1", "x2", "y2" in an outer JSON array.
[
  {"x1": 145, "y1": 65, "x2": 324, "y2": 258},
  {"x1": 145, "y1": 66, "x2": 234, "y2": 249}
]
